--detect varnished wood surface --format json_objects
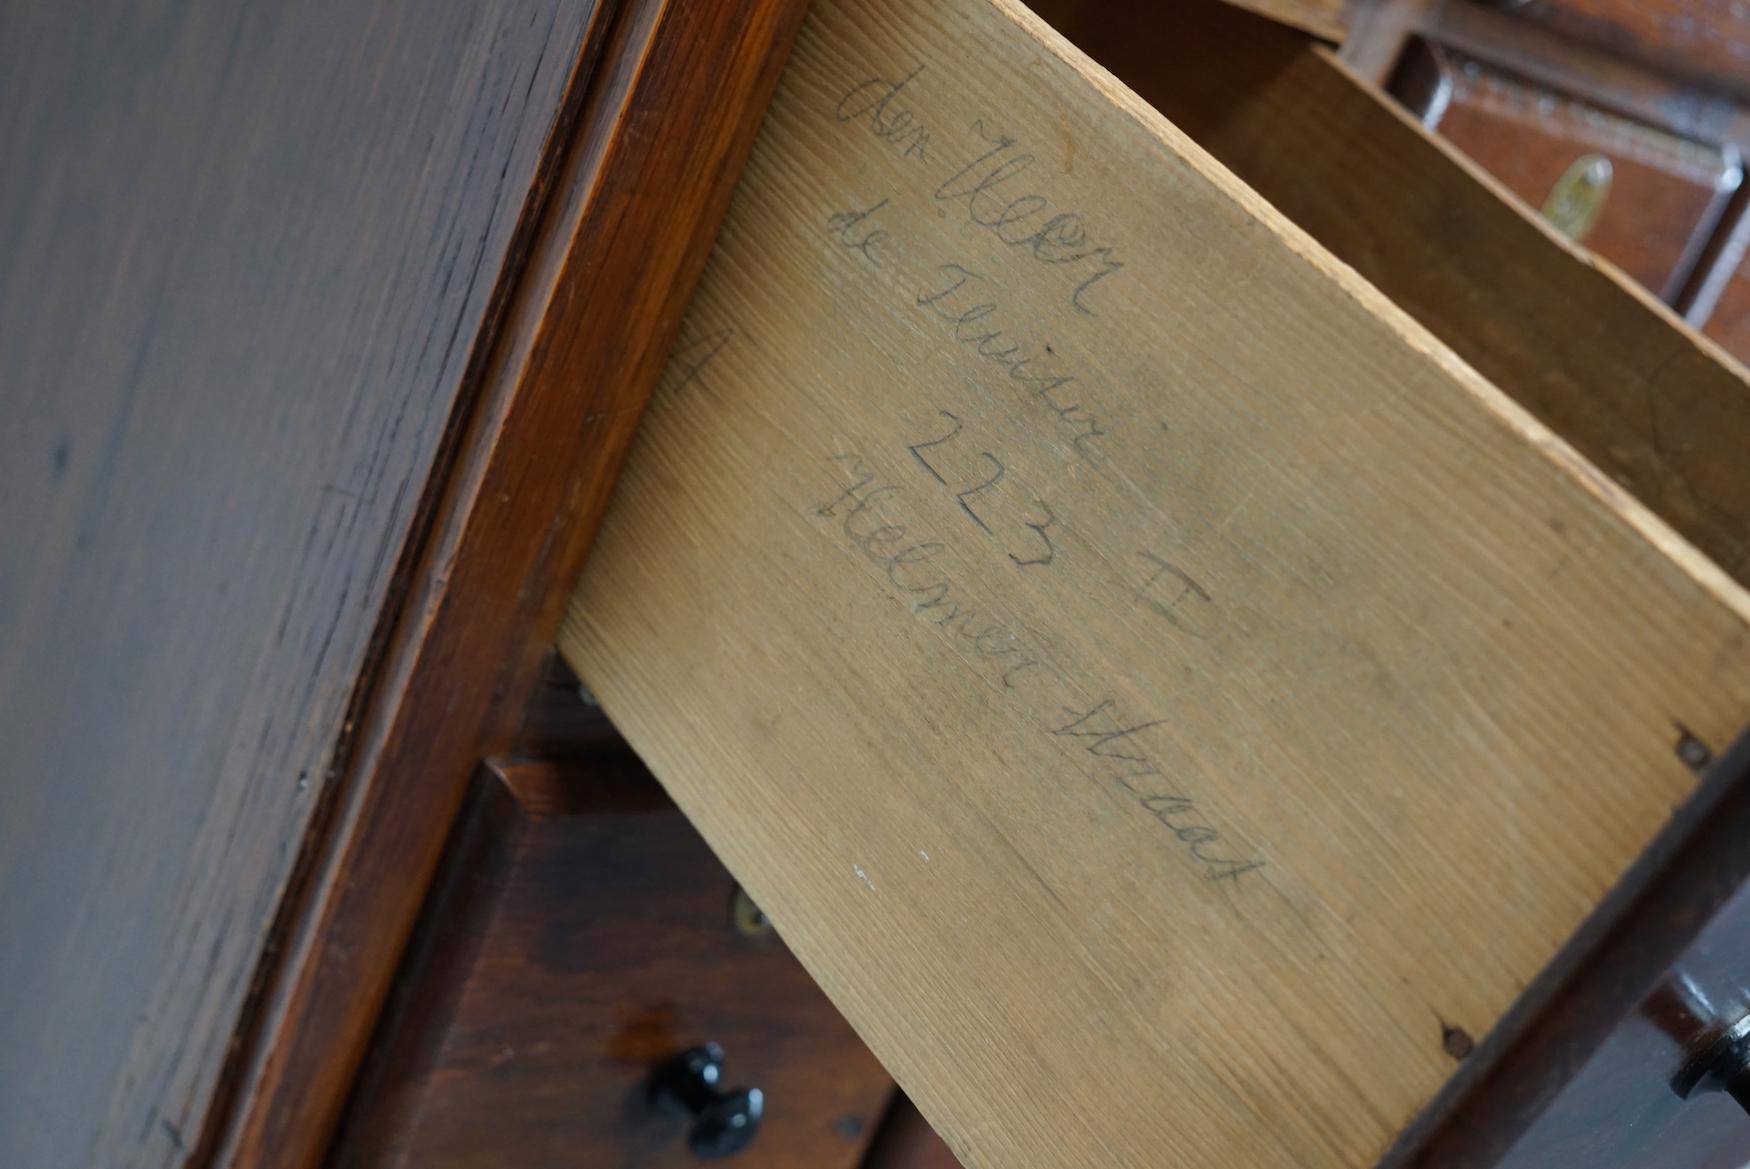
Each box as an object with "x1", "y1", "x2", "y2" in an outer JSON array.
[
  {"x1": 1395, "y1": 43, "x2": 1738, "y2": 303},
  {"x1": 0, "y1": 3, "x2": 598, "y2": 1167},
  {"x1": 1500, "y1": 0, "x2": 1750, "y2": 97},
  {"x1": 561, "y1": 0, "x2": 1750, "y2": 1166},
  {"x1": 330, "y1": 758, "x2": 896, "y2": 1169},
  {"x1": 201, "y1": 3, "x2": 816, "y2": 1168},
  {"x1": 1338, "y1": 1, "x2": 1750, "y2": 373},
  {"x1": 1033, "y1": 0, "x2": 1750, "y2": 590}
]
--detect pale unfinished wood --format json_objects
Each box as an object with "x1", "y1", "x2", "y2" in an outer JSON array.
[{"x1": 563, "y1": 0, "x2": 1750, "y2": 1166}]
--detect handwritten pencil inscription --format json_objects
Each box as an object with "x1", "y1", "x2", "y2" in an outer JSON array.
[
  {"x1": 816, "y1": 453, "x2": 1260, "y2": 885},
  {"x1": 803, "y1": 60, "x2": 1259, "y2": 888},
  {"x1": 826, "y1": 200, "x2": 893, "y2": 263},
  {"x1": 834, "y1": 67, "x2": 932, "y2": 160},
  {"x1": 667, "y1": 327, "x2": 737, "y2": 393},
  {"x1": 904, "y1": 410, "x2": 1062, "y2": 567},
  {"x1": 935, "y1": 119, "x2": 1125, "y2": 314}
]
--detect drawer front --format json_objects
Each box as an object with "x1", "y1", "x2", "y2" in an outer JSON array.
[
  {"x1": 1394, "y1": 42, "x2": 1740, "y2": 300},
  {"x1": 1491, "y1": 0, "x2": 1750, "y2": 95},
  {"x1": 331, "y1": 755, "x2": 896, "y2": 1169}
]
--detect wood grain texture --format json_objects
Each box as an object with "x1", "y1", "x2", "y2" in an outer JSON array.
[
  {"x1": 1034, "y1": 0, "x2": 1750, "y2": 589},
  {"x1": 561, "y1": 0, "x2": 1750, "y2": 1166},
  {"x1": 0, "y1": 3, "x2": 598, "y2": 1167},
  {"x1": 330, "y1": 758, "x2": 895, "y2": 1169},
  {"x1": 1399, "y1": 730, "x2": 1750, "y2": 1167},
  {"x1": 199, "y1": 2, "x2": 814, "y2": 1167}
]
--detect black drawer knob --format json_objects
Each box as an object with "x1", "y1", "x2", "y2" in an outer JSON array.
[
  {"x1": 1655, "y1": 974, "x2": 1750, "y2": 1117},
  {"x1": 1674, "y1": 1013, "x2": 1750, "y2": 1115},
  {"x1": 648, "y1": 1043, "x2": 764, "y2": 1158}
]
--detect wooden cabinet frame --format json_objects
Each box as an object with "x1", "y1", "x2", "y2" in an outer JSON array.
[{"x1": 194, "y1": 3, "x2": 814, "y2": 1166}]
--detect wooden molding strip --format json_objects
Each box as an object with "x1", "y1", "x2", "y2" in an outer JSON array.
[
  {"x1": 195, "y1": 1, "x2": 813, "y2": 1166},
  {"x1": 561, "y1": 0, "x2": 1750, "y2": 1166}
]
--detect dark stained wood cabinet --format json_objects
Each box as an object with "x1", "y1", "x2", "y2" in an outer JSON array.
[
  {"x1": 0, "y1": 1, "x2": 815, "y2": 1167},
  {"x1": 320, "y1": 657, "x2": 965, "y2": 1168},
  {"x1": 1486, "y1": 887, "x2": 1750, "y2": 1169},
  {"x1": 1388, "y1": 731, "x2": 1750, "y2": 1169},
  {"x1": 3, "y1": 2, "x2": 1747, "y2": 1169},
  {"x1": 202, "y1": 5, "x2": 821, "y2": 1168},
  {"x1": 862, "y1": 1098, "x2": 969, "y2": 1169},
  {"x1": 330, "y1": 753, "x2": 897, "y2": 1169},
  {"x1": 1688, "y1": 224, "x2": 1750, "y2": 360},
  {"x1": 0, "y1": 2, "x2": 606, "y2": 1165}
]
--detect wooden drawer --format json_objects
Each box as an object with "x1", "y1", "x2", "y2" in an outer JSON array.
[
  {"x1": 1028, "y1": 0, "x2": 1750, "y2": 590},
  {"x1": 557, "y1": 2, "x2": 1750, "y2": 1168},
  {"x1": 67, "y1": 2, "x2": 1742, "y2": 1167},
  {"x1": 1392, "y1": 40, "x2": 1741, "y2": 300},
  {"x1": 330, "y1": 754, "x2": 897, "y2": 1169}
]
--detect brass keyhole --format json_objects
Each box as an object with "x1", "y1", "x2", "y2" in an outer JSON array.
[{"x1": 1542, "y1": 153, "x2": 1613, "y2": 244}]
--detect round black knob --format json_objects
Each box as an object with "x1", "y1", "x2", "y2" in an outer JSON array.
[
  {"x1": 648, "y1": 1043, "x2": 764, "y2": 1158},
  {"x1": 1674, "y1": 1013, "x2": 1750, "y2": 1114},
  {"x1": 1657, "y1": 974, "x2": 1750, "y2": 1117}
]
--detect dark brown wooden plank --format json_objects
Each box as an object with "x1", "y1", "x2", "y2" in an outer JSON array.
[
  {"x1": 330, "y1": 757, "x2": 896, "y2": 1169},
  {"x1": 864, "y1": 1096, "x2": 967, "y2": 1169},
  {"x1": 197, "y1": 2, "x2": 816, "y2": 1167},
  {"x1": 1214, "y1": 0, "x2": 1347, "y2": 40},
  {"x1": 0, "y1": 4, "x2": 600, "y2": 1167}
]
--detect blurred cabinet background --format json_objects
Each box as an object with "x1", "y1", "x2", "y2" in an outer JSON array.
[{"x1": 1346, "y1": 0, "x2": 1750, "y2": 365}]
